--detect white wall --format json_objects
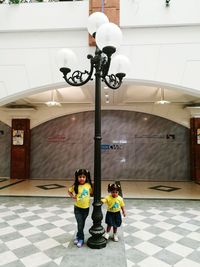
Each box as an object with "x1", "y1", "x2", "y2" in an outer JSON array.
[
  {"x1": 122, "y1": 26, "x2": 200, "y2": 95},
  {"x1": 0, "y1": 1, "x2": 89, "y2": 32},
  {"x1": 1, "y1": 0, "x2": 200, "y2": 127},
  {"x1": 1, "y1": 0, "x2": 200, "y2": 32},
  {"x1": 120, "y1": 0, "x2": 200, "y2": 28}
]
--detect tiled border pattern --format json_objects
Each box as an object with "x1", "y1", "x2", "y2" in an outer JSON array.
[
  {"x1": 0, "y1": 180, "x2": 24, "y2": 190},
  {"x1": 149, "y1": 185, "x2": 181, "y2": 192},
  {"x1": 36, "y1": 184, "x2": 66, "y2": 190}
]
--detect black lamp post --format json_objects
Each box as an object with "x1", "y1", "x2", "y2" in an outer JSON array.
[{"x1": 59, "y1": 12, "x2": 129, "y2": 249}]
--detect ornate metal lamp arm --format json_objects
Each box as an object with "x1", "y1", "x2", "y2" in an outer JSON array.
[
  {"x1": 99, "y1": 46, "x2": 126, "y2": 90},
  {"x1": 103, "y1": 73, "x2": 126, "y2": 90},
  {"x1": 59, "y1": 55, "x2": 94, "y2": 87}
]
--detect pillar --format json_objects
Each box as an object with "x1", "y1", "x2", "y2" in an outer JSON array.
[
  {"x1": 10, "y1": 119, "x2": 30, "y2": 179},
  {"x1": 190, "y1": 117, "x2": 200, "y2": 182}
]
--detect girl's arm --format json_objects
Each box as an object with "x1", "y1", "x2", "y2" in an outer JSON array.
[
  {"x1": 121, "y1": 206, "x2": 126, "y2": 217},
  {"x1": 101, "y1": 197, "x2": 107, "y2": 204},
  {"x1": 68, "y1": 190, "x2": 76, "y2": 200},
  {"x1": 90, "y1": 184, "x2": 94, "y2": 197}
]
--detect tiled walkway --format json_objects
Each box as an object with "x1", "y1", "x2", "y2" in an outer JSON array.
[
  {"x1": 0, "y1": 179, "x2": 200, "y2": 199},
  {"x1": 124, "y1": 199, "x2": 200, "y2": 267},
  {"x1": 0, "y1": 179, "x2": 200, "y2": 266},
  {"x1": 0, "y1": 197, "x2": 200, "y2": 267}
]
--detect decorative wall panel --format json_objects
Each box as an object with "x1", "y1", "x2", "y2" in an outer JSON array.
[
  {"x1": 11, "y1": 119, "x2": 30, "y2": 179},
  {"x1": 31, "y1": 110, "x2": 190, "y2": 181}
]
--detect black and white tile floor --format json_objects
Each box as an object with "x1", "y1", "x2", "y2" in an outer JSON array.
[
  {"x1": 0, "y1": 197, "x2": 200, "y2": 267},
  {"x1": 124, "y1": 200, "x2": 200, "y2": 267},
  {"x1": 0, "y1": 198, "x2": 74, "y2": 267}
]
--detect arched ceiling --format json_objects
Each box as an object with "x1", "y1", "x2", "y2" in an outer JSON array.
[
  {"x1": 3, "y1": 80, "x2": 200, "y2": 109},
  {"x1": 1, "y1": 80, "x2": 199, "y2": 129}
]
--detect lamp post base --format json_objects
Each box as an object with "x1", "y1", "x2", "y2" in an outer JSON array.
[
  {"x1": 87, "y1": 235, "x2": 107, "y2": 249},
  {"x1": 87, "y1": 202, "x2": 107, "y2": 249}
]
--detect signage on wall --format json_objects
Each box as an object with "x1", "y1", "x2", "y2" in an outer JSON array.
[
  {"x1": 166, "y1": 134, "x2": 175, "y2": 140},
  {"x1": 101, "y1": 144, "x2": 122, "y2": 150},
  {"x1": 135, "y1": 134, "x2": 175, "y2": 140},
  {"x1": 12, "y1": 130, "x2": 24, "y2": 145},
  {"x1": 47, "y1": 135, "x2": 66, "y2": 142},
  {"x1": 197, "y1": 129, "x2": 200, "y2": 144},
  {"x1": 100, "y1": 134, "x2": 175, "y2": 150},
  {"x1": 0, "y1": 130, "x2": 4, "y2": 142}
]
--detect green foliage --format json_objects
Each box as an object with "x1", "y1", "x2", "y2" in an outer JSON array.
[
  {"x1": 8, "y1": 0, "x2": 44, "y2": 3},
  {"x1": 9, "y1": 0, "x2": 22, "y2": 3}
]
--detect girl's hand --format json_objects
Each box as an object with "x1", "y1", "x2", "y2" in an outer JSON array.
[
  {"x1": 121, "y1": 207, "x2": 126, "y2": 217},
  {"x1": 68, "y1": 191, "x2": 77, "y2": 200}
]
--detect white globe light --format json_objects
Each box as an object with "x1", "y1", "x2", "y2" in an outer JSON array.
[
  {"x1": 95, "y1": 22, "x2": 122, "y2": 51},
  {"x1": 109, "y1": 54, "x2": 131, "y2": 74},
  {"x1": 87, "y1": 12, "x2": 109, "y2": 36},
  {"x1": 57, "y1": 48, "x2": 77, "y2": 70}
]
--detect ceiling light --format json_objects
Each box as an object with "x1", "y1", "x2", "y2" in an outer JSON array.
[
  {"x1": 45, "y1": 90, "x2": 61, "y2": 107},
  {"x1": 46, "y1": 101, "x2": 61, "y2": 107},
  {"x1": 71, "y1": 116, "x2": 76, "y2": 121},
  {"x1": 155, "y1": 88, "x2": 171, "y2": 104},
  {"x1": 155, "y1": 100, "x2": 171, "y2": 105}
]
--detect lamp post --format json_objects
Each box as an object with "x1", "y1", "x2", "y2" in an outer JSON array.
[{"x1": 59, "y1": 12, "x2": 129, "y2": 249}]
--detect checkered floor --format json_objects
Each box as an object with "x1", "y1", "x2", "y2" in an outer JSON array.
[
  {"x1": 0, "y1": 197, "x2": 200, "y2": 267},
  {"x1": 124, "y1": 200, "x2": 200, "y2": 267},
  {"x1": 0, "y1": 197, "x2": 75, "y2": 267}
]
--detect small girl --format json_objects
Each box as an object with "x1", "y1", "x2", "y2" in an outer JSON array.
[
  {"x1": 68, "y1": 169, "x2": 93, "y2": 248},
  {"x1": 101, "y1": 183, "x2": 126, "y2": 242}
]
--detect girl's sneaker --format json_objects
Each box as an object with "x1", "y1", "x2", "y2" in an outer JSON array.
[
  {"x1": 103, "y1": 232, "x2": 109, "y2": 240},
  {"x1": 77, "y1": 239, "x2": 84, "y2": 248},
  {"x1": 113, "y1": 234, "x2": 119, "y2": 242},
  {"x1": 74, "y1": 238, "x2": 79, "y2": 245}
]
